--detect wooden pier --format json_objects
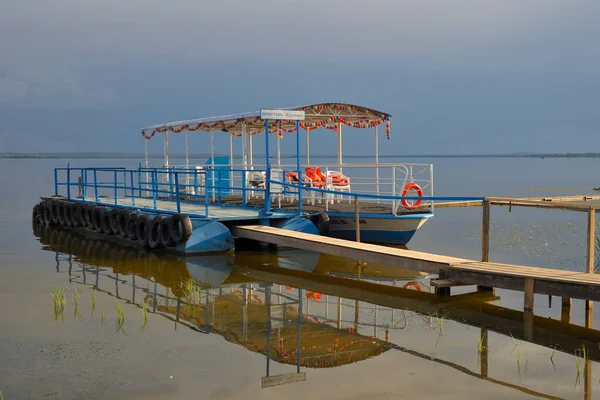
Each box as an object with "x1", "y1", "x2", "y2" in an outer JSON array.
[{"x1": 234, "y1": 194, "x2": 600, "y2": 317}]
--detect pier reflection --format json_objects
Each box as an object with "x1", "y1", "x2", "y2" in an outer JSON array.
[{"x1": 35, "y1": 226, "x2": 598, "y2": 397}]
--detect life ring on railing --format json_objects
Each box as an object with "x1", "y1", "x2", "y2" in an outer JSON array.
[
  {"x1": 401, "y1": 183, "x2": 423, "y2": 210},
  {"x1": 402, "y1": 281, "x2": 423, "y2": 291}
]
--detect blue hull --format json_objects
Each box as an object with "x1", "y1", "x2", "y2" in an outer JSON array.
[
  {"x1": 176, "y1": 220, "x2": 235, "y2": 254},
  {"x1": 329, "y1": 229, "x2": 417, "y2": 245}
]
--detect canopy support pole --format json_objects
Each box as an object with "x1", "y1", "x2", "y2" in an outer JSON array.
[
  {"x1": 306, "y1": 128, "x2": 310, "y2": 165},
  {"x1": 164, "y1": 132, "x2": 169, "y2": 167},
  {"x1": 242, "y1": 122, "x2": 247, "y2": 169},
  {"x1": 296, "y1": 120, "x2": 303, "y2": 215},
  {"x1": 185, "y1": 131, "x2": 189, "y2": 167},
  {"x1": 229, "y1": 132, "x2": 233, "y2": 191},
  {"x1": 338, "y1": 123, "x2": 343, "y2": 173},
  {"x1": 185, "y1": 130, "x2": 190, "y2": 189},
  {"x1": 144, "y1": 138, "x2": 149, "y2": 196},
  {"x1": 211, "y1": 131, "x2": 215, "y2": 201},
  {"x1": 249, "y1": 130, "x2": 254, "y2": 168},
  {"x1": 264, "y1": 120, "x2": 271, "y2": 215},
  {"x1": 277, "y1": 130, "x2": 281, "y2": 166},
  {"x1": 144, "y1": 138, "x2": 149, "y2": 167},
  {"x1": 375, "y1": 125, "x2": 379, "y2": 202}
]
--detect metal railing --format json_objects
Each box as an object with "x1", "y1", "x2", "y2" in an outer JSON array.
[{"x1": 53, "y1": 164, "x2": 480, "y2": 219}]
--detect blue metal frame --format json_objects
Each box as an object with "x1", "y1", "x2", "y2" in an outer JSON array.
[{"x1": 53, "y1": 165, "x2": 485, "y2": 222}]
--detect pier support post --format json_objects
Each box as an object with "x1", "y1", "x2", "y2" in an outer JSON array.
[
  {"x1": 354, "y1": 196, "x2": 360, "y2": 243},
  {"x1": 479, "y1": 200, "x2": 494, "y2": 293},
  {"x1": 524, "y1": 278, "x2": 535, "y2": 312},
  {"x1": 435, "y1": 268, "x2": 451, "y2": 297},
  {"x1": 586, "y1": 208, "x2": 595, "y2": 315},
  {"x1": 585, "y1": 303, "x2": 593, "y2": 400},
  {"x1": 561, "y1": 296, "x2": 572, "y2": 323}
]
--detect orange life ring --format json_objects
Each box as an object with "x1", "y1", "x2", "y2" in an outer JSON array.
[
  {"x1": 401, "y1": 183, "x2": 423, "y2": 210},
  {"x1": 402, "y1": 281, "x2": 423, "y2": 291}
]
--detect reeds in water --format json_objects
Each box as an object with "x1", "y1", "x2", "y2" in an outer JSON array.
[
  {"x1": 90, "y1": 288, "x2": 97, "y2": 318},
  {"x1": 141, "y1": 302, "x2": 149, "y2": 333},
  {"x1": 51, "y1": 286, "x2": 66, "y2": 321},
  {"x1": 72, "y1": 288, "x2": 82, "y2": 321},
  {"x1": 115, "y1": 299, "x2": 126, "y2": 333}
]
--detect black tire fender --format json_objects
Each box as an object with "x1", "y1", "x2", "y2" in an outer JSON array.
[
  {"x1": 160, "y1": 217, "x2": 175, "y2": 247},
  {"x1": 169, "y1": 213, "x2": 193, "y2": 243},
  {"x1": 147, "y1": 216, "x2": 164, "y2": 249},
  {"x1": 136, "y1": 214, "x2": 152, "y2": 247}
]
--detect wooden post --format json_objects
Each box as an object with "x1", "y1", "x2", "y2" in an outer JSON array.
[
  {"x1": 436, "y1": 267, "x2": 451, "y2": 297},
  {"x1": 355, "y1": 196, "x2": 360, "y2": 242},
  {"x1": 482, "y1": 200, "x2": 490, "y2": 262},
  {"x1": 78, "y1": 176, "x2": 82, "y2": 198},
  {"x1": 524, "y1": 278, "x2": 535, "y2": 341},
  {"x1": 524, "y1": 278, "x2": 535, "y2": 311},
  {"x1": 586, "y1": 209, "x2": 595, "y2": 314},
  {"x1": 585, "y1": 304, "x2": 593, "y2": 400},
  {"x1": 561, "y1": 296, "x2": 572, "y2": 324},
  {"x1": 479, "y1": 200, "x2": 494, "y2": 292},
  {"x1": 524, "y1": 310, "x2": 534, "y2": 341}
]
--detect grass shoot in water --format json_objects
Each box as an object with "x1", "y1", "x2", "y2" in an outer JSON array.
[
  {"x1": 90, "y1": 288, "x2": 97, "y2": 318},
  {"x1": 116, "y1": 299, "x2": 126, "y2": 334},
  {"x1": 141, "y1": 302, "x2": 149, "y2": 333},
  {"x1": 51, "y1": 285, "x2": 66, "y2": 321},
  {"x1": 72, "y1": 288, "x2": 82, "y2": 321}
]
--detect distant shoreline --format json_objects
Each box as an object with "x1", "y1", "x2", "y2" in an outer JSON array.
[{"x1": 1, "y1": 153, "x2": 600, "y2": 160}]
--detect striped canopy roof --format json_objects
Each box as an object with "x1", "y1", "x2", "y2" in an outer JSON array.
[{"x1": 141, "y1": 102, "x2": 391, "y2": 138}]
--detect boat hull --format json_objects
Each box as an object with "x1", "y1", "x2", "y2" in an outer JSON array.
[
  {"x1": 176, "y1": 220, "x2": 235, "y2": 254},
  {"x1": 325, "y1": 213, "x2": 432, "y2": 245}
]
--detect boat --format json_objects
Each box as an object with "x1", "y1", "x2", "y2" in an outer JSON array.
[{"x1": 35, "y1": 102, "x2": 435, "y2": 253}]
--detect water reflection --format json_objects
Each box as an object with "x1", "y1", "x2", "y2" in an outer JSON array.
[{"x1": 33, "y1": 226, "x2": 600, "y2": 397}]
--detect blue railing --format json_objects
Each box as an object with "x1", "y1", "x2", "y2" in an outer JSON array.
[{"x1": 54, "y1": 166, "x2": 485, "y2": 219}]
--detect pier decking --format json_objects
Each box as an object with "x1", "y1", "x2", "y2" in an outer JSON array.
[
  {"x1": 234, "y1": 225, "x2": 600, "y2": 307},
  {"x1": 91, "y1": 196, "x2": 297, "y2": 220}
]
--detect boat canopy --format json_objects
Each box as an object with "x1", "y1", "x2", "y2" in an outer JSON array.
[{"x1": 141, "y1": 102, "x2": 391, "y2": 139}]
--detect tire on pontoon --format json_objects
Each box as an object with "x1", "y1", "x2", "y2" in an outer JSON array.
[
  {"x1": 136, "y1": 214, "x2": 152, "y2": 247},
  {"x1": 93, "y1": 206, "x2": 107, "y2": 233},
  {"x1": 76, "y1": 203, "x2": 86, "y2": 228},
  {"x1": 160, "y1": 216, "x2": 175, "y2": 248},
  {"x1": 109, "y1": 208, "x2": 121, "y2": 235},
  {"x1": 101, "y1": 209, "x2": 112, "y2": 235},
  {"x1": 85, "y1": 204, "x2": 96, "y2": 229},
  {"x1": 127, "y1": 212, "x2": 140, "y2": 241},
  {"x1": 117, "y1": 209, "x2": 129, "y2": 238},
  {"x1": 68, "y1": 202, "x2": 80, "y2": 227},
  {"x1": 43, "y1": 201, "x2": 52, "y2": 226},
  {"x1": 147, "y1": 216, "x2": 164, "y2": 249},
  {"x1": 169, "y1": 213, "x2": 193, "y2": 243}
]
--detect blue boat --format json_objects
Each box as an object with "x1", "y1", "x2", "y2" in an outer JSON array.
[{"x1": 34, "y1": 103, "x2": 437, "y2": 253}]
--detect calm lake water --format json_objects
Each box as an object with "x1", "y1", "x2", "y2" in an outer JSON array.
[{"x1": 1, "y1": 157, "x2": 600, "y2": 399}]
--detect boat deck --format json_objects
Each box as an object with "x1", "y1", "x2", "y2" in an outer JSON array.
[
  {"x1": 91, "y1": 196, "x2": 297, "y2": 220},
  {"x1": 218, "y1": 195, "x2": 432, "y2": 216}
]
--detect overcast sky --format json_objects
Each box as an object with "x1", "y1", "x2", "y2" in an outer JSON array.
[{"x1": 0, "y1": 0, "x2": 598, "y2": 156}]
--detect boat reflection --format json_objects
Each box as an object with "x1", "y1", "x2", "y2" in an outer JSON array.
[{"x1": 35, "y1": 226, "x2": 599, "y2": 397}]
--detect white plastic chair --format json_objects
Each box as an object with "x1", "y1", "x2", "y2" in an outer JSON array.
[{"x1": 326, "y1": 170, "x2": 351, "y2": 203}]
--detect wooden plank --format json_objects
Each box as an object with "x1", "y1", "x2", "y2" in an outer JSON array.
[
  {"x1": 488, "y1": 197, "x2": 597, "y2": 212},
  {"x1": 233, "y1": 225, "x2": 469, "y2": 274},
  {"x1": 587, "y1": 209, "x2": 595, "y2": 275},
  {"x1": 432, "y1": 200, "x2": 483, "y2": 208},
  {"x1": 448, "y1": 269, "x2": 600, "y2": 302}
]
